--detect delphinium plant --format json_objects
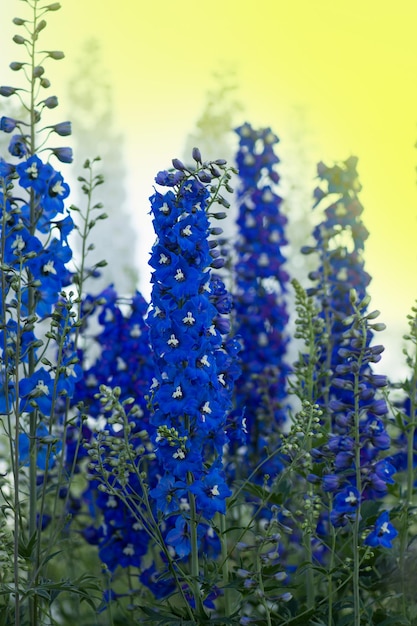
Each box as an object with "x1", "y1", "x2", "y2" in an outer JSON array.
[
  {"x1": 72, "y1": 151, "x2": 243, "y2": 624},
  {"x1": 231, "y1": 122, "x2": 290, "y2": 468},
  {"x1": 0, "y1": 3, "x2": 104, "y2": 624},
  {"x1": 281, "y1": 158, "x2": 400, "y2": 626},
  {"x1": 386, "y1": 302, "x2": 417, "y2": 623},
  {"x1": 3, "y1": 3, "x2": 417, "y2": 626}
]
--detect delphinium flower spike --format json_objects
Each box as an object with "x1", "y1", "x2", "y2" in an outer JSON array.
[
  {"x1": 302, "y1": 156, "x2": 372, "y2": 407},
  {"x1": 147, "y1": 150, "x2": 238, "y2": 609},
  {"x1": 231, "y1": 123, "x2": 290, "y2": 476},
  {"x1": 0, "y1": 4, "x2": 86, "y2": 622}
]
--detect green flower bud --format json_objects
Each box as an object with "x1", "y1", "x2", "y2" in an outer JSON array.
[
  {"x1": 44, "y1": 50, "x2": 65, "y2": 60},
  {"x1": 13, "y1": 34, "x2": 26, "y2": 45}
]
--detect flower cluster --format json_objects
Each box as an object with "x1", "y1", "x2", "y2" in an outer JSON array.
[
  {"x1": 65, "y1": 288, "x2": 157, "y2": 569},
  {"x1": 147, "y1": 151, "x2": 237, "y2": 524},
  {"x1": 302, "y1": 157, "x2": 372, "y2": 403},
  {"x1": 230, "y1": 123, "x2": 290, "y2": 472},
  {"x1": 316, "y1": 298, "x2": 395, "y2": 528}
]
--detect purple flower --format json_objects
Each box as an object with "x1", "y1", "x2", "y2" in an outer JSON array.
[
  {"x1": 0, "y1": 116, "x2": 18, "y2": 132},
  {"x1": 9, "y1": 134, "x2": 28, "y2": 157},
  {"x1": 50, "y1": 146, "x2": 73, "y2": 163}
]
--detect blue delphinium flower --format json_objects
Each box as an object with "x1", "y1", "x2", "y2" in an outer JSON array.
[
  {"x1": 309, "y1": 295, "x2": 395, "y2": 529},
  {"x1": 231, "y1": 123, "x2": 290, "y2": 474},
  {"x1": 147, "y1": 152, "x2": 235, "y2": 527},
  {"x1": 364, "y1": 511, "x2": 398, "y2": 548},
  {"x1": 302, "y1": 156, "x2": 372, "y2": 405},
  {"x1": 69, "y1": 287, "x2": 211, "y2": 602}
]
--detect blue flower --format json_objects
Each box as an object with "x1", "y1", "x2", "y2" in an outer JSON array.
[
  {"x1": 230, "y1": 123, "x2": 290, "y2": 470},
  {"x1": 9, "y1": 134, "x2": 28, "y2": 157},
  {"x1": 19, "y1": 368, "x2": 54, "y2": 417},
  {"x1": 148, "y1": 154, "x2": 235, "y2": 519},
  {"x1": 16, "y1": 155, "x2": 54, "y2": 195},
  {"x1": 139, "y1": 563, "x2": 176, "y2": 599},
  {"x1": 41, "y1": 170, "x2": 70, "y2": 219},
  {"x1": 364, "y1": 511, "x2": 398, "y2": 548},
  {"x1": 149, "y1": 475, "x2": 187, "y2": 515},
  {"x1": 189, "y1": 466, "x2": 232, "y2": 517},
  {"x1": 165, "y1": 516, "x2": 192, "y2": 558},
  {"x1": 330, "y1": 486, "x2": 361, "y2": 527}
]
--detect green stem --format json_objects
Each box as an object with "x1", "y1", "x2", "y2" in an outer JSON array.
[
  {"x1": 400, "y1": 317, "x2": 417, "y2": 616},
  {"x1": 351, "y1": 316, "x2": 366, "y2": 626},
  {"x1": 218, "y1": 512, "x2": 231, "y2": 617},
  {"x1": 28, "y1": 4, "x2": 41, "y2": 623},
  {"x1": 327, "y1": 502, "x2": 337, "y2": 626},
  {"x1": 188, "y1": 486, "x2": 203, "y2": 615}
]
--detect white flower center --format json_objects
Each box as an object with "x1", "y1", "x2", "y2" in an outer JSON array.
[
  {"x1": 167, "y1": 334, "x2": 179, "y2": 347},
  {"x1": 36, "y1": 381, "x2": 49, "y2": 395},
  {"x1": 130, "y1": 324, "x2": 141, "y2": 338},
  {"x1": 51, "y1": 180, "x2": 65, "y2": 195},
  {"x1": 172, "y1": 386, "x2": 183, "y2": 399},
  {"x1": 123, "y1": 543, "x2": 135, "y2": 556},
  {"x1": 26, "y1": 162, "x2": 38, "y2": 178},
  {"x1": 43, "y1": 260, "x2": 57, "y2": 275},
  {"x1": 175, "y1": 269, "x2": 185, "y2": 281},
  {"x1": 12, "y1": 235, "x2": 25, "y2": 251},
  {"x1": 345, "y1": 491, "x2": 358, "y2": 505},
  {"x1": 262, "y1": 189, "x2": 274, "y2": 202},
  {"x1": 183, "y1": 311, "x2": 195, "y2": 325},
  {"x1": 244, "y1": 154, "x2": 255, "y2": 166}
]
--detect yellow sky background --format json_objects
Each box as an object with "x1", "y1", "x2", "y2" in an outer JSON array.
[{"x1": 1, "y1": 0, "x2": 417, "y2": 374}]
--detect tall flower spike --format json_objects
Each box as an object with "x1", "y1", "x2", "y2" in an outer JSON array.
[
  {"x1": 147, "y1": 151, "x2": 236, "y2": 521},
  {"x1": 302, "y1": 156, "x2": 372, "y2": 406},
  {"x1": 230, "y1": 123, "x2": 290, "y2": 474}
]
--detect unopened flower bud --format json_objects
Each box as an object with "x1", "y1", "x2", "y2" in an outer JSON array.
[
  {"x1": 172, "y1": 158, "x2": 186, "y2": 171},
  {"x1": 0, "y1": 86, "x2": 19, "y2": 97},
  {"x1": 45, "y1": 50, "x2": 65, "y2": 60},
  {"x1": 192, "y1": 147, "x2": 202, "y2": 163},
  {"x1": 50, "y1": 121, "x2": 71, "y2": 136},
  {"x1": 33, "y1": 66, "x2": 45, "y2": 78},
  {"x1": 10, "y1": 61, "x2": 25, "y2": 71},
  {"x1": 42, "y1": 95, "x2": 58, "y2": 108},
  {"x1": 0, "y1": 117, "x2": 18, "y2": 132},
  {"x1": 35, "y1": 19, "x2": 47, "y2": 33},
  {"x1": 13, "y1": 34, "x2": 26, "y2": 45},
  {"x1": 50, "y1": 146, "x2": 73, "y2": 163}
]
